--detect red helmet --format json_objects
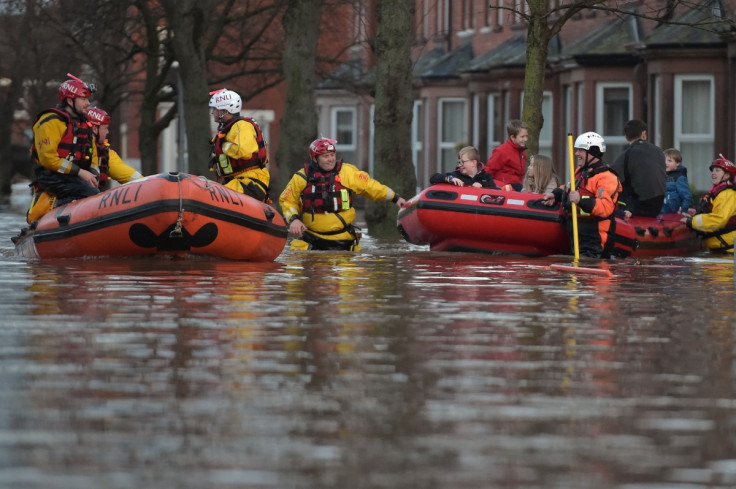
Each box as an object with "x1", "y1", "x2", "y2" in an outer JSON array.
[
  {"x1": 85, "y1": 107, "x2": 110, "y2": 125},
  {"x1": 709, "y1": 154, "x2": 736, "y2": 182},
  {"x1": 309, "y1": 138, "x2": 337, "y2": 161},
  {"x1": 58, "y1": 73, "x2": 92, "y2": 101}
]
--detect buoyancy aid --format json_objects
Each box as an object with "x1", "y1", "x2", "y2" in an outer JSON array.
[
  {"x1": 572, "y1": 165, "x2": 619, "y2": 218},
  {"x1": 31, "y1": 107, "x2": 95, "y2": 170},
  {"x1": 300, "y1": 160, "x2": 353, "y2": 216},
  {"x1": 211, "y1": 116, "x2": 268, "y2": 177},
  {"x1": 96, "y1": 140, "x2": 110, "y2": 190}
]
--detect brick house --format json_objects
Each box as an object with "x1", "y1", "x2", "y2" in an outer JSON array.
[{"x1": 311, "y1": 0, "x2": 736, "y2": 193}]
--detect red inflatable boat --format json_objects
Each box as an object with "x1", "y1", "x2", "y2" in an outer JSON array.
[
  {"x1": 12, "y1": 172, "x2": 288, "y2": 261},
  {"x1": 397, "y1": 184, "x2": 703, "y2": 257}
]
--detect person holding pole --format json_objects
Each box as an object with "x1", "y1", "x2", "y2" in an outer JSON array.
[{"x1": 541, "y1": 132, "x2": 622, "y2": 258}]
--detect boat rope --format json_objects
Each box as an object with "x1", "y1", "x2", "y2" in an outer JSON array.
[{"x1": 170, "y1": 173, "x2": 184, "y2": 238}]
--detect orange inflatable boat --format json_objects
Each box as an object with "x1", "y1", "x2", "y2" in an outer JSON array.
[{"x1": 12, "y1": 172, "x2": 287, "y2": 261}]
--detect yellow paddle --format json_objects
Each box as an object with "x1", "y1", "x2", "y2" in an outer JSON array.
[{"x1": 568, "y1": 133, "x2": 580, "y2": 262}]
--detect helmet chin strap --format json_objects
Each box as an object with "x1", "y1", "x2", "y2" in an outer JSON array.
[{"x1": 67, "y1": 98, "x2": 85, "y2": 119}]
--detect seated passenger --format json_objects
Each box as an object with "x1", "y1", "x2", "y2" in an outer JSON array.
[
  {"x1": 430, "y1": 146, "x2": 497, "y2": 188},
  {"x1": 683, "y1": 154, "x2": 736, "y2": 254},
  {"x1": 660, "y1": 148, "x2": 693, "y2": 214},
  {"x1": 523, "y1": 154, "x2": 559, "y2": 194}
]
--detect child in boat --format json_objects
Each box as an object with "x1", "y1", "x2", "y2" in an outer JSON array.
[
  {"x1": 523, "y1": 154, "x2": 559, "y2": 194},
  {"x1": 484, "y1": 119, "x2": 528, "y2": 190},
  {"x1": 660, "y1": 148, "x2": 693, "y2": 214},
  {"x1": 682, "y1": 154, "x2": 736, "y2": 253},
  {"x1": 430, "y1": 146, "x2": 497, "y2": 188}
]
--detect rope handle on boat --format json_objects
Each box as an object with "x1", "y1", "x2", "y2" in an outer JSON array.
[{"x1": 170, "y1": 173, "x2": 185, "y2": 238}]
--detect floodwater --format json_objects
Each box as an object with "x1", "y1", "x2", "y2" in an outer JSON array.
[{"x1": 1, "y1": 186, "x2": 736, "y2": 489}]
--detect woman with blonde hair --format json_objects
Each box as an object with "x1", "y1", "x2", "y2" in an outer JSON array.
[
  {"x1": 523, "y1": 154, "x2": 559, "y2": 194},
  {"x1": 430, "y1": 146, "x2": 497, "y2": 188}
]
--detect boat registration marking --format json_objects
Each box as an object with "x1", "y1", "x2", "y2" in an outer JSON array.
[
  {"x1": 460, "y1": 194, "x2": 478, "y2": 201},
  {"x1": 507, "y1": 199, "x2": 525, "y2": 206}
]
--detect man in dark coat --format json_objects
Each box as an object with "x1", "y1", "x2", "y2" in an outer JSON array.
[{"x1": 609, "y1": 119, "x2": 666, "y2": 218}]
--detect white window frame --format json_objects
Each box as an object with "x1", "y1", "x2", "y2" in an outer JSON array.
[
  {"x1": 674, "y1": 74, "x2": 714, "y2": 148},
  {"x1": 472, "y1": 94, "x2": 480, "y2": 148},
  {"x1": 674, "y1": 74, "x2": 715, "y2": 191},
  {"x1": 369, "y1": 104, "x2": 375, "y2": 176},
  {"x1": 487, "y1": 94, "x2": 501, "y2": 158},
  {"x1": 596, "y1": 82, "x2": 632, "y2": 150},
  {"x1": 437, "y1": 97, "x2": 467, "y2": 173},
  {"x1": 412, "y1": 100, "x2": 423, "y2": 188},
  {"x1": 653, "y1": 75, "x2": 661, "y2": 148},
  {"x1": 521, "y1": 90, "x2": 553, "y2": 155},
  {"x1": 330, "y1": 106, "x2": 357, "y2": 156}
]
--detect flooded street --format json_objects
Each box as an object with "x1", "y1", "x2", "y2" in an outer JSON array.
[{"x1": 1, "y1": 189, "x2": 735, "y2": 489}]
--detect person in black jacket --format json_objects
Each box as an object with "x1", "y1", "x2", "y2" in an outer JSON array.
[
  {"x1": 609, "y1": 120, "x2": 666, "y2": 218},
  {"x1": 430, "y1": 146, "x2": 498, "y2": 189}
]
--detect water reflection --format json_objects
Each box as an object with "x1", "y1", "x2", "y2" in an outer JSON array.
[{"x1": 1, "y1": 204, "x2": 736, "y2": 488}]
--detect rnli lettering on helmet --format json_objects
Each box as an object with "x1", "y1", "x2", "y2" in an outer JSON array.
[
  {"x1": 215, "y1": 94, "x2": 231, "y2": 104},
  {"x1": 61, "y1": 82, "x2": 78, "y2": 95}
]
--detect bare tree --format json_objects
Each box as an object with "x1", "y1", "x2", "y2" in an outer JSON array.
[
  {"x1": 496, "y1": 0, "x2": 735, "y2": 156},
  {"x1": 365, "y1": 0, "x2": 417, "y2": 235},
  {"x1": 0, "y1": 0, "x2": 86, "y2": 199},
  {"x1": 274, "y1": 0, "x2": 322, "y2": 195}
]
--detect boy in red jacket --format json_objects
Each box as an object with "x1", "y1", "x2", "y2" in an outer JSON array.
[{"x1": 484, "y1": 119, "x2": 528, "y2": 190}]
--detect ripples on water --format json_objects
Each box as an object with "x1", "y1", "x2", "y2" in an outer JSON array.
[{"x1": 0, "y1": 191, "x2": 735, "y2": 489}]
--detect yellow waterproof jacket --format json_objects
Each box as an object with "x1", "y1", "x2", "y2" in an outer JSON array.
[
  {"x1": 107, "y1": 148, "x2": 143, "y2": 184},
  {"x1": 213, "y1": 119, "x2": 270, "y2": 200},
  {"x1": 280, "y1": 162, "x2": 399, "y2": 240},
  {"x1": 32, "y1": 111, "x2": 98, "y2": 176},
  {"x1": 691, "y1": 187, "x2": 736, "y2": 253}
]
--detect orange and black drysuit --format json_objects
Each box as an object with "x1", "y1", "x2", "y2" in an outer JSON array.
[
  {"x1": 550, "y1": 160, "x2": 622, "y2": 258},
  {"x1": 210, "y1": 116, "x2": 270, "y2": 202}
]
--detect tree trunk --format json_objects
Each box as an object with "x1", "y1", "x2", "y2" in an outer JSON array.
[
  {"x1": 521, "y1": 0, "x2": 552, "y2": 158},
  {"x1": 161, "y1": 0, "x2": 212, "y2": 175},
  {"x1": 274, "y1": 0, "x2": 322, "y2": 200},
  {"x1": 365, "y1": 0, "x2": 417, "y2": 237}
]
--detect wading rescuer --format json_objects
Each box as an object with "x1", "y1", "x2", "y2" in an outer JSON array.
[
  {"x1": 541, "y1": 132, "x2": 623, "y2": 258},
  {"x1": 27, "y1": 74, "x2": 99, "y2": 223},
  {"x1": 208, "y1": 88, "x2": 270, "y2": 202},
  {"x1": 279, "y1": 137, "x2": 407, "y2": 251}
]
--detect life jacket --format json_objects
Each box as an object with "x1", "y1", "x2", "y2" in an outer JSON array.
[
  {"x1": 695, "y1": 182, "x2": 736, "y2": 242},
  {"x1": 300, "y1": 159, "x2": 353, "y2": 215},
  {"x1": 31, "y1": 107, "x2": 95, "y2": 170},
  {"x1": 96, "y1": 140, "x2": 110, "y2": 190},
  {"x1": 573, "y1": 164, "x2": 619, "y2": 218},
  {"x1": 211, "y1": 116, "x2": 268, "y2": 177}
]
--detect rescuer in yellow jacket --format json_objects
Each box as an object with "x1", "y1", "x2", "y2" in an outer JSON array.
[
  {"x1": 279, "y1": 138, "x2": 406, "y2": 251},
  {"x1": 208, "y1": 88, "x2": 270, "y2": 202},
  {"x1": 85, "y1": 107, "x2": 143, "y2": 190},
  {"x1": 683, "y1": 154, "x2": 736, "y2": 253},
  {"x1": 28, "y1": 74, "x2": 99, "y2": 222}
]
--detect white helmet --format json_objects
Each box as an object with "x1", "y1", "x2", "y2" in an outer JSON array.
[
  {"x1": 208, "y1": 88, "x2": 242, "y2": 114},
  {"x1": 574, "y1": 132, "x2": 606, "y2": 157}
]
